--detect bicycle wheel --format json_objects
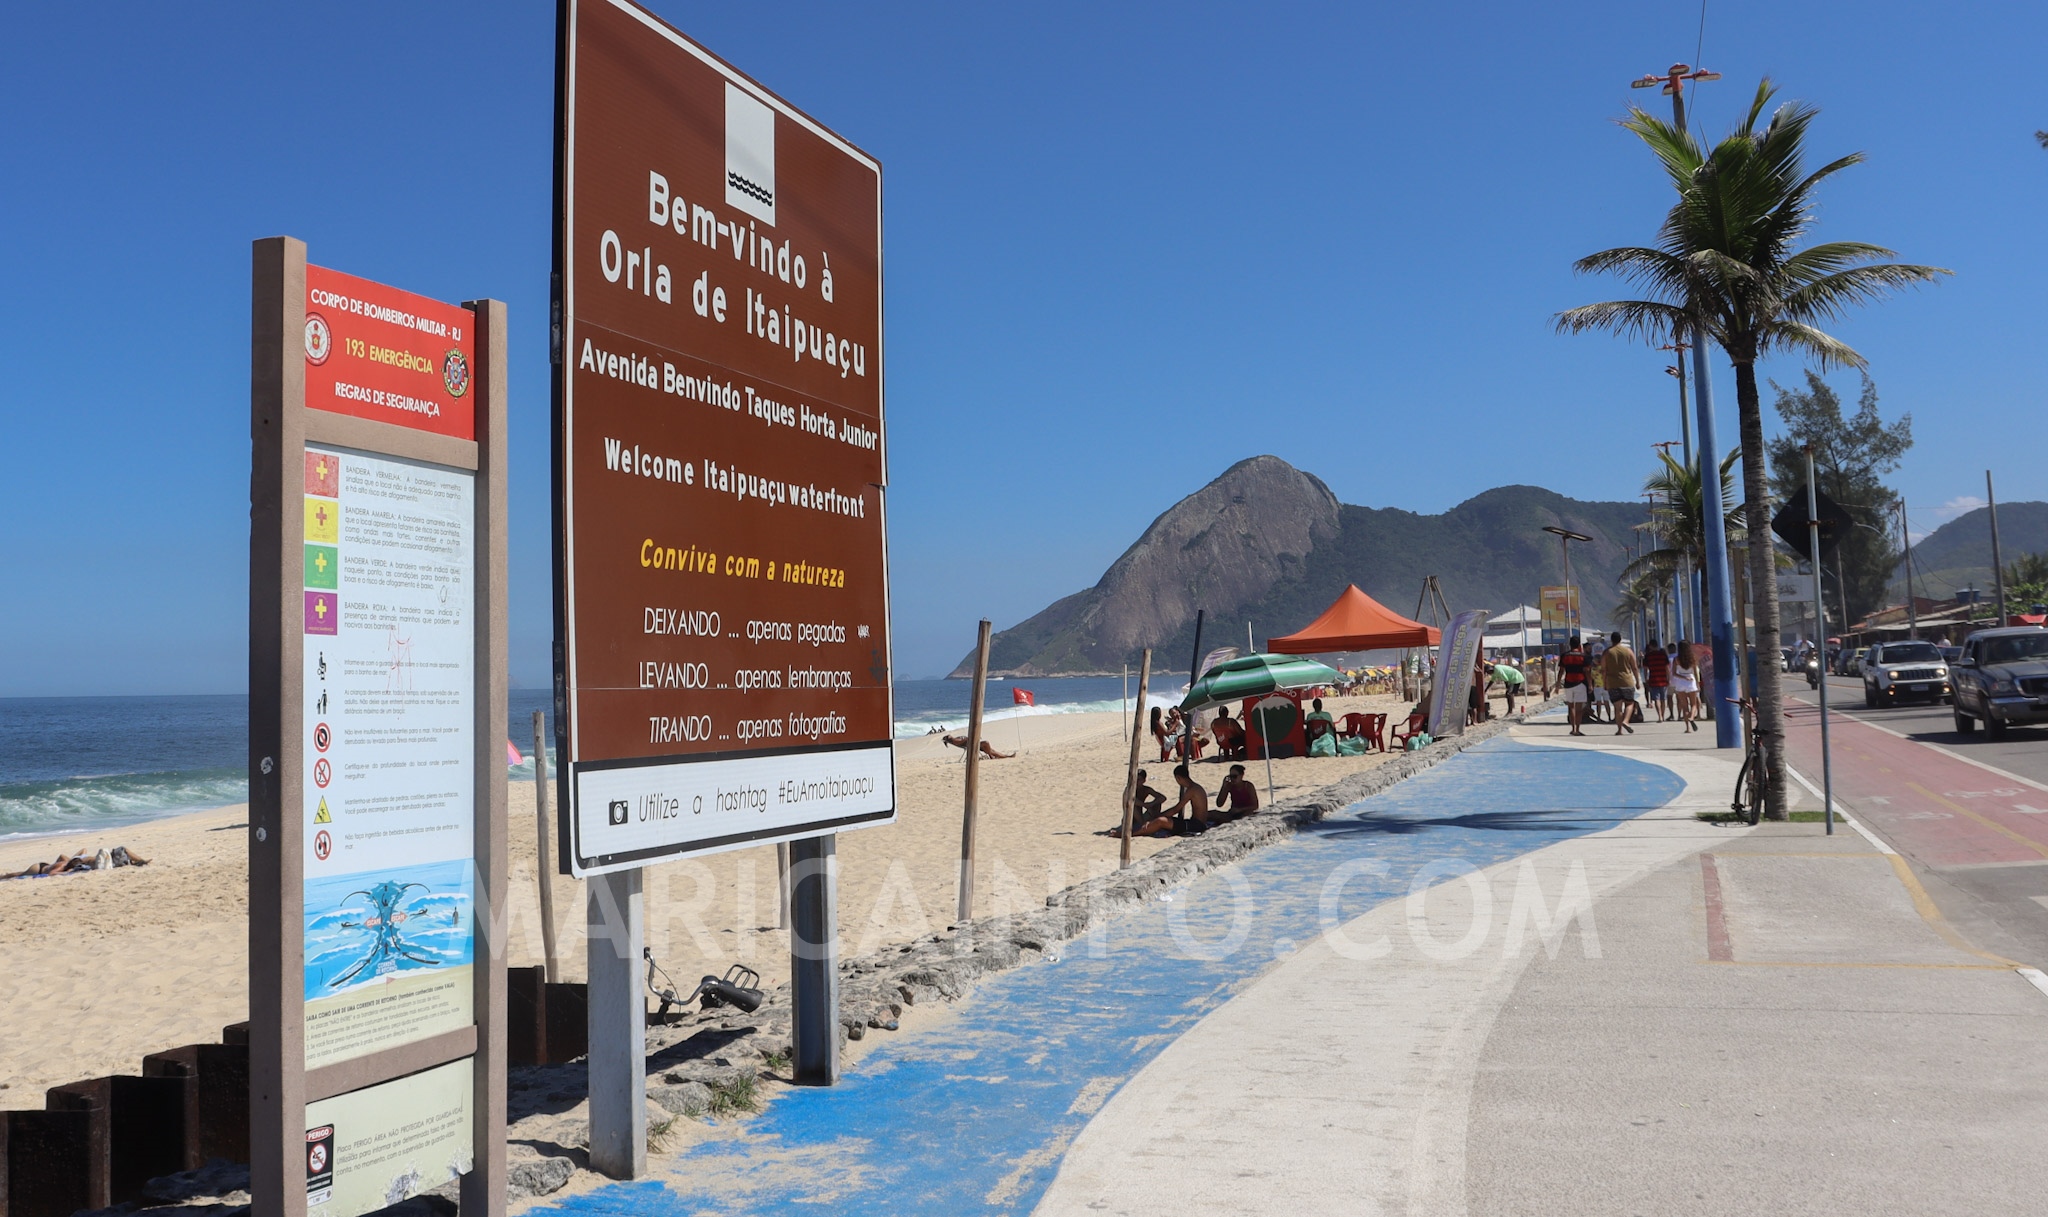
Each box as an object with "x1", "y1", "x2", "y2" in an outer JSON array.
[{"x1": 1732, "y1": 752, "x2": 1764, "y2": 825}]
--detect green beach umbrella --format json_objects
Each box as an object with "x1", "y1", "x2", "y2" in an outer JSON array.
[{"x1": 1179, "y1": 653, "x2": 1343, "y2": 713}]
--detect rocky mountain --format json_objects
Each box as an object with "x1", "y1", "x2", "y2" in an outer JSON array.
[{"x1": 950, "y1": 456, "x2": 1655, "y2": 677}]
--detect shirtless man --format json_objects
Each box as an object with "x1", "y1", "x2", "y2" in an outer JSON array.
[
  {"x1": 1114, "y1": 769, "x2": 1177, "y2": 838},
  {"x1": 1168, "y1": 763, "x2": 1212, "y2": 829}
]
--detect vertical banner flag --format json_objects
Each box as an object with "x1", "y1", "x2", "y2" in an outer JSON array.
[{"x1": 1427, "y1": 609, "x2": 1492, "y2": 739}]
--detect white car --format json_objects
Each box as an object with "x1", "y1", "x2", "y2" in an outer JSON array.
[{"x1": 1862, "y1": 640, "x2": 1952, "y2": 707}]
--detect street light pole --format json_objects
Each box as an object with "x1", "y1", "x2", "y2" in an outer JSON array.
[{"x1": 1633, "y1": 60, "x2": 1738, "y2": 748}]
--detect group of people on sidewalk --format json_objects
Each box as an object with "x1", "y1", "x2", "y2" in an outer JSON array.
[{"x1": 1556, "y1": 632, "x2": 1703, "y2": 736}]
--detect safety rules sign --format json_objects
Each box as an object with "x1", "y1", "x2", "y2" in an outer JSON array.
[{"x1": 553, "y1": 0, "x2": 894, "y2": 876}]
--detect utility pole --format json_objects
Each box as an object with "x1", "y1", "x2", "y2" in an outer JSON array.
[
  {"x1": 1805, "y1": 447, "x2": 1835, "y2": 836},
  {"x1": 1898, "y1": 498, "x2": 1918, "y2": 640},
  {"x1": 1988, "y1": 470, "x2": 2009, "y2": 626},
  {"x1": 1633, "y1": 60, "x2": 1738, "y2": 749}
]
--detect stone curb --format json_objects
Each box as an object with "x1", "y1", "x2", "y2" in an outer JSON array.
[{"x1": 647, "y1": 702, "x2": 1551, "y2": 1084}]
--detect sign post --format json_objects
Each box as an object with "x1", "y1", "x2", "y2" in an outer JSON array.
[
  {"x1": 552, "y1": 0, "x2": 894, "y2": 1172},
  {"x1": 249, "y1": 237, "x2": 507, "y2": 1217}
]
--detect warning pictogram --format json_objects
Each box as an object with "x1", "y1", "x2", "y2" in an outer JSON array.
[
  {"x1": 314, "y1": 797, "x2": 331, "y2": 824},
  {"x1": 313, "y1": 830, "x2": 331, "y2": 861},
  {"x1": 313, "y1": 758, "x2": 331, "y2": 788},
  {"x1": 313, "y1": 722, "x2": 331, "y2": 752}
]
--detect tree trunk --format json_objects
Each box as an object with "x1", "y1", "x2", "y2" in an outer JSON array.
[{"x1": 1734, "y1": 359, "x2": 1789, "y2": 819}]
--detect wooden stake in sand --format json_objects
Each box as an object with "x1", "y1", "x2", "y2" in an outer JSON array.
[
  {"x1": 776, "y1": 842, "x2": 791, "y2": 930},
  {"x1": 1119, "y1": 648, "x2": 1152, "y2": 869},
  {"x1": 532, "y1": 709, "x2": 560, "y2": 983},
  {"x1": 958, "y1": 619, "x2": 993, "y2": 922}
]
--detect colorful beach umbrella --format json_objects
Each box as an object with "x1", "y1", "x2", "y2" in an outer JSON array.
[{"x1": 1178, "y1": 653, "x2": 1343, "y2": 712}]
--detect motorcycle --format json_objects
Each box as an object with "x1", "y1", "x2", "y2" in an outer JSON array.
[{"x1": 1804, "y1": 655, "x2": 1822, "y2": 689}]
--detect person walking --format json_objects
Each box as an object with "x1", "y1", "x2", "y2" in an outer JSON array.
[
  {"x1": 1670, "y1": 640, "x2": 1701, "y2": 732},
  {"x1": 1602, "y1": 630, "x2": 1639, "y2": 736},
  {"x1": 1559, "y1": 636, "x2": 1590, "y2": 736},
  {"x1": 1642, "y1": 636, "x2": 1671, "y2": 723}
]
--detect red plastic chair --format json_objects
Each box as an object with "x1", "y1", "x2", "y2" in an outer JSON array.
[
  {"x1": 1343, "y1": 712, "x2": 1388, "y2": 752},
  {"x1": 1388, "y1": 713, "x2": 1427, "y2": 750}
]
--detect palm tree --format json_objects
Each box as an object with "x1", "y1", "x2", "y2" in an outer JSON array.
[
  {"x1": 1623, "y1": 449, "x2": 1743, "y2": 594},
  {"x1": 1557, "y1": 79, "x2": 1949, "y2": 818}
]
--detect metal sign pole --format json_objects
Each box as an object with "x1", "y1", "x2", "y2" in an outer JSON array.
[
  {"x1": 790, "y1": 834, "x2": 839, "y2": 1084},
  {"x1": 586, "y1": 869, "x2": 645, "y2": 1177},
  {"x1": 1807, "y1": 449, "x2": 1835, "y2": 836}
]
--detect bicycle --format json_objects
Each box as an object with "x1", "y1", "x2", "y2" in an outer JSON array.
[{"x1": 1727, "y1": 696, "x2": 1771, "y2": 826}]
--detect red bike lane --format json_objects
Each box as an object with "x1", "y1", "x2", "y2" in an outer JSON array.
[{"x1": 1779, "y1": 699, "x2": 2048, "y2": 868}]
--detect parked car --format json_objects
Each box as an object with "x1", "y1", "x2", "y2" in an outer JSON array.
[
  {"x1": 1951, "y1": 627, "x2": 2048, "y2": 738},
  {"x1": 1835, "y1": 646, "x2": 1869, "y2": 677},
  {"x1": 1861, "y1": 640, "x2": 1951, "y2": 707}
]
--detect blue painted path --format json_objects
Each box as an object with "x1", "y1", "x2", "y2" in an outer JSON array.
[{"x1": 537, "y1": 738, "x2": 1682, "y2": 1216}]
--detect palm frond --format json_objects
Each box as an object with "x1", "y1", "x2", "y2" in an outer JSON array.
[{"x1": 1551, "y1": 299, "x2": 1689, "y2": 343}]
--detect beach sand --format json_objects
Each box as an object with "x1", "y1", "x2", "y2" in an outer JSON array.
[{"x1": 0, "y1": 693, "x2": 1413, "y2": 1106}]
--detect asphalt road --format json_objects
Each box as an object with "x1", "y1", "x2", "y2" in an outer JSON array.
[
  {"x1": 1782, "y1": 670, "x2": 2048, "y2": 968},
  {"x1": 1801, "y1": 670, "x2": 2048, "y2": 785}
]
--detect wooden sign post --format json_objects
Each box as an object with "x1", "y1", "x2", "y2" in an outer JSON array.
[{"x1": 249, "y1": 237, "x2": 507, "y2": 1217}]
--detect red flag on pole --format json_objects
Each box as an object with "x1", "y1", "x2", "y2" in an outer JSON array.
[{"x1": 1012, "y1": 688, "x2": 1035, "y2": 706}]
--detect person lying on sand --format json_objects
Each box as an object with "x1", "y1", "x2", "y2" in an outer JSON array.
[
  {"x1": 4, "y1": 846, "x2": 148, "y2": 879},
  {"x1": 942, "y1": 734, "x2": 1014, "y2": 759}
]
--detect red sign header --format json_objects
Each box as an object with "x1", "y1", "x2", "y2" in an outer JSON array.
[{"x1": 304, "y1": 264, "x2": 476, "y2": 440}]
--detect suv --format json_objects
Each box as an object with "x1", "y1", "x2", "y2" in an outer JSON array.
[
  {"x1": 1951, "y1": 627, "x2": 2048, "y2": 737},
  {"x1": 1861, "y1": 640, "x2": 1951, "y2": 707}
]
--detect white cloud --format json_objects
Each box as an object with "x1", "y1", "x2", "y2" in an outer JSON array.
[{"x1": 1929, "y1": 495, "x2": 1986, "y2": 523}]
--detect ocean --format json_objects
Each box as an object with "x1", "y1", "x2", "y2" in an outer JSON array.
[{"x1": 0, "y1": 676, "x2": 1179, "y2": 842}]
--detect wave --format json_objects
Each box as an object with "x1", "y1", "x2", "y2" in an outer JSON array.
[
  {"x1": 0, "y1": 768, "x2": 249, "y2": 840},
  {"x1": 3, "y1": 705, "x2": 1155, "y2": 836},
  {"x1": 892, "y1": 697, "x2": 1139, "y2": 739}
]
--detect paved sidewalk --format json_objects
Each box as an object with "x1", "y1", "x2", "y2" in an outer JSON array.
[
  {"x1": 1041, "y1": 714, "x2": 2048, "y2": 1216},
  {"x1": 536, "y1": 732, "x2": 1684, "y2": 1216}
]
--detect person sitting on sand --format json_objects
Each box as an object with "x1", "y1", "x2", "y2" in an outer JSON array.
[
  {"x1": 1215, "y1": 764, "x2": 1259, "y2": 819},
  {"x1": 1168, "y1": 763, "x2": 1212, "y2": 828},
  {"x1": 1132, "y1": 769, "x2": 1167, "y2": 816},
  {"x1": 942, "y1": 734, "x2": 1014, "y2": 759},
  {"x1": 1111, "y1": 769, "x2": 1177, "y2": 838}
]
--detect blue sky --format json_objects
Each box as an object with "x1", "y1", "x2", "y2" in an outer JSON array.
[{"x1": 3, "y1": 0, "x2": 2044, "y2": 693}]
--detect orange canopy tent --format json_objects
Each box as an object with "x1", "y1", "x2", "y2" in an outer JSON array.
[{"x1": 1266, "y1": 584, "x2": 1441, "y2": 653}]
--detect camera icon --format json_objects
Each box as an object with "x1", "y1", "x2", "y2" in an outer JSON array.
[{"x1": 608, "y1": 800, "x2": 628, "y2": 826}]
